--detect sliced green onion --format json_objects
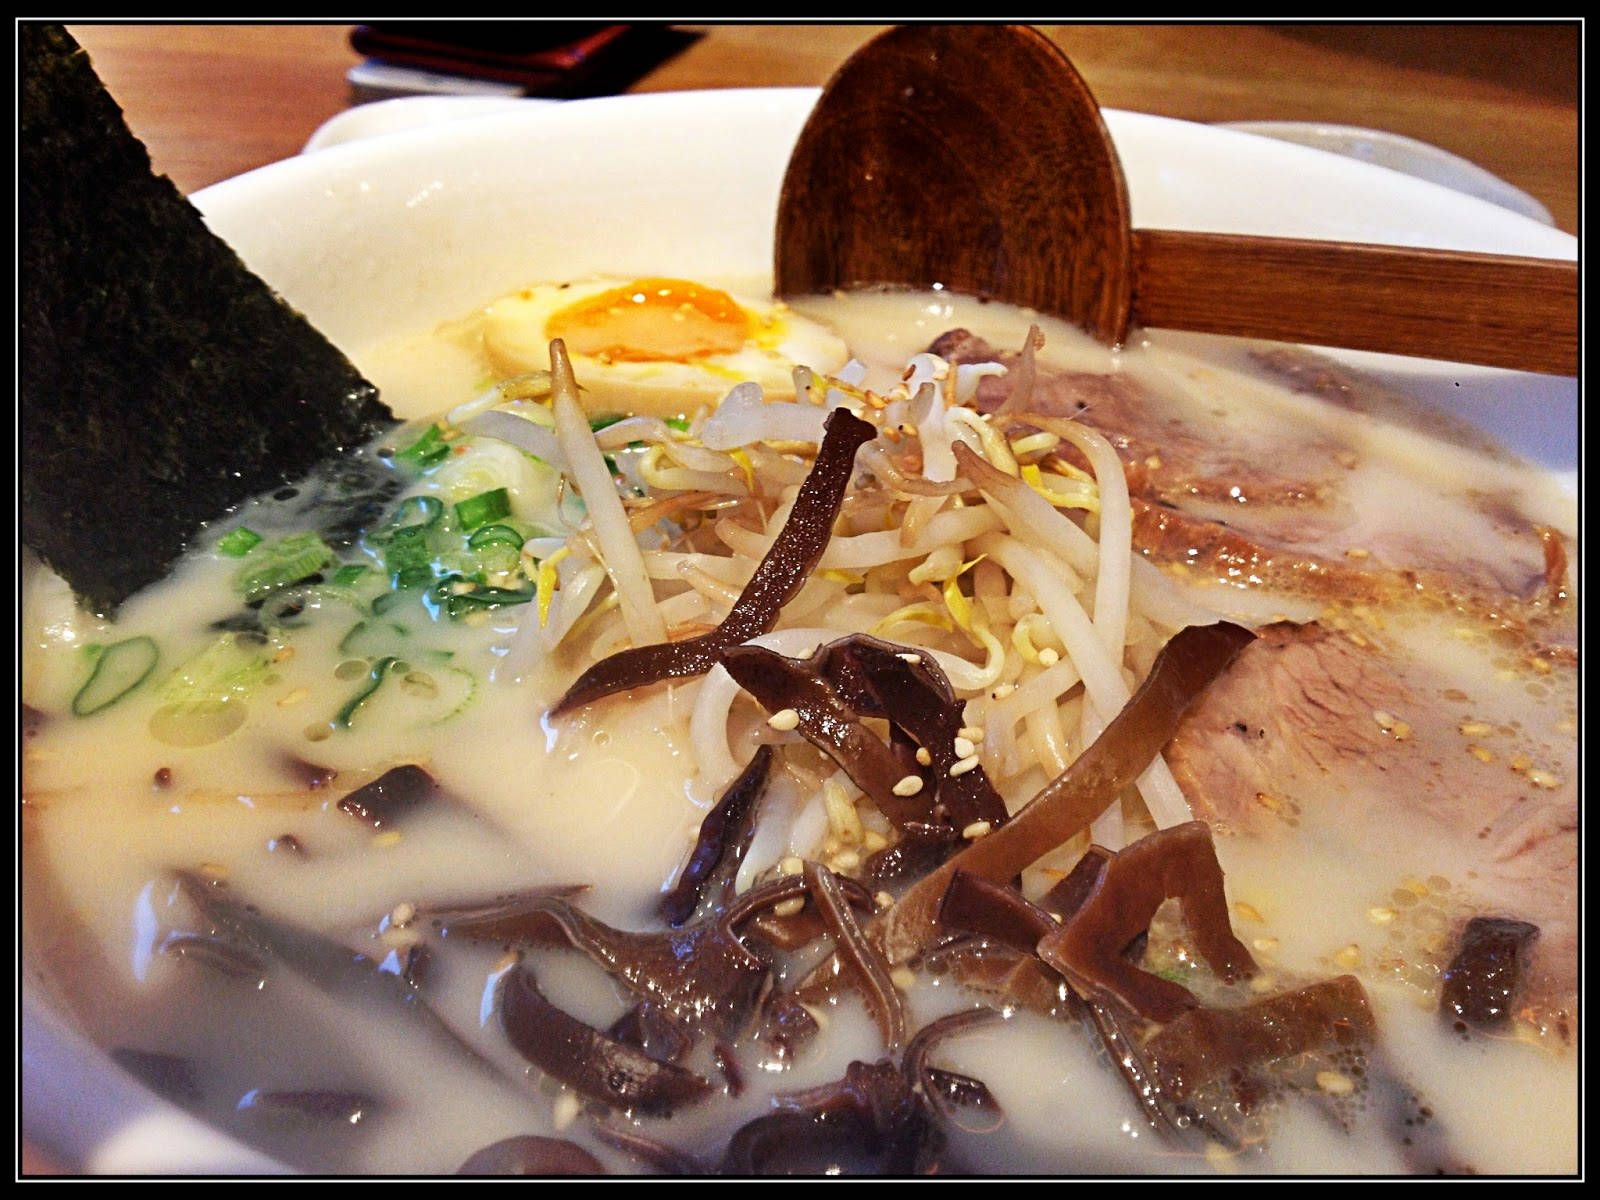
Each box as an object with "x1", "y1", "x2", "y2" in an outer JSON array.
[
  {"x1": 454, "y1": 487, "x2": 511, "y2": 530},
  {"x1": 665, "y1": 416, "x2": 691, "y2": 433},
  {"x1": 371, "y1": 590, "x2": 415, "y2": 617},
  {"x1": 337, "y1": 620, "x2": 371, "y2": 655},
  {"x1": 427, "y1": 573, "x2": 474, "y2": 603},
  {"x1": 338, "y1": 619, "x2": 408, "y2": 656},
  {"x1": 217, "y1": 527, "x2": 263, "y2": 557},
  {"x1": 333, "y1": 563, "x2": 371, "y2": 588},
  {"x1": 467, "y1": 541, "x2": 523, "y2": 581},
  {"x1": 394, "y1": 425, "x2": 451, "y2": 469},
  {"x1": 234, "y1": 533, "x2": 335, "y2": 604},
  {"x1": 379, "y1": 495, "x2": 444, "y2": 537},
  {"x1": 589, "y1": 415, "x2": 625, "y2": 432},
  {"x1": 383, "y1": 524, "x2": 435, "y2": 587},
  {"x1": 427, "y1": 665, "x2": 478, "y2": 724},
  {"x1": 445, "y1": 588, "x2": 533, "y2": 619},
  {"x1": 466, "y1": 523, "x2": 524, "y2": 551},
  {"x1": 392, "y1": 565, "x2": 435, "y2": 591},
  {"x1": 335, "y1": 656, "x2": 401, "y2": 727},
  {"x1": 71, "y1": 636, "x2": 158, "y2": 716},
  {"x1": 161, "y1": 631, "x2": 274, "y2": 710}
]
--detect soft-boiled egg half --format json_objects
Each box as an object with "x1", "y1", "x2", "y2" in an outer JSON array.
[{"x1": 479, "y1": 277, "x2": 850, "y2": 418}]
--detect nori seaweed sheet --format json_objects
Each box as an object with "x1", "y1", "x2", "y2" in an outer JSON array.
[{"x1": 20, "y1": 25, "x2": 396, "y2": 614}]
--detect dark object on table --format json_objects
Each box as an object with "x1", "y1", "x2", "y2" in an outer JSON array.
[
  {"x1": 350, "y1": 23, "x2": 701, "y2": 99},
  {"x1": 20, "y1": 25, "x2": 394, "y2": 615}
]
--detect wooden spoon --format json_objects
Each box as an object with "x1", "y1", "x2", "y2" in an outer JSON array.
[{"x1": 775, "y1": 25, "x2": 1577, "y2": 376}]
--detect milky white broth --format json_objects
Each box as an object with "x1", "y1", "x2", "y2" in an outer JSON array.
[{"x1": 20, "y1": 288, "x2": 1577, "y2": 1175}]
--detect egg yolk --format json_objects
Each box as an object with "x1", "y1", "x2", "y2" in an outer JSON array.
[{"x1": 547, "y1": 278, "x2": 751, "y2": 363}]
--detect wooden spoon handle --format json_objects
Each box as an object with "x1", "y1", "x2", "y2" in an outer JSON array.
[{"x1": 1131, "y1": 229, "x2": 1577, "y2": 375}]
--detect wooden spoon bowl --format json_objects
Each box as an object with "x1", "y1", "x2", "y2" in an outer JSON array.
[{"x1": 776, "y1": 25, "x2": 1577, "y2": 375}]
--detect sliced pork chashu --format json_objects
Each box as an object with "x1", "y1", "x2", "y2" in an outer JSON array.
[
  {"x1": 932, "y1": 329, "x2": 1571, "y2": 618},
  {"x1": 1167, "y1": 620, "x2": 1576, "y2": 1040}
]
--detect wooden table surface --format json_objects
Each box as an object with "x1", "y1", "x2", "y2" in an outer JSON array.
[{"x1": 65, "y1": 22, "x2": 1579, "y2": 234}]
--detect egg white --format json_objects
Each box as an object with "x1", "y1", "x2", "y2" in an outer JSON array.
[{"x1": 477, "y1": 277, "x2": 850, "y2": 419}]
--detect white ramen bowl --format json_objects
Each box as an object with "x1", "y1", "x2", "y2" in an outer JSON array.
[{"x1": 21, "y1": 86, "x2": 1577, "y2": 1175}]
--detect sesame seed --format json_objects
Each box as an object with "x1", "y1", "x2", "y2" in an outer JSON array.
[
  {"x1": 892, "y1": 774, "x2": 925, "y2": 797},
  {"x1": 772, "y1": 897, "x2": 806, "y2": 918},
  {"x1": 822, "y1": 780, "x2": 863, "y2": 845},
  {"x1": 1233, "y1": 902, "x2": 1263, "y2": 923},
  {"x1": 1344, "y1": 546, "x2": 1370, "y2": 559},
  {"x1": 276, "y1": 687, "x2": 309, "y2": 708},
  {"x1": 831, "y1": 849, "x2": 861, "y2": 872},
  {"x1": 372, "y1": 831, "x2": 403, "y2": 848},
  {"x1": 874, "y1": 891, "x2": 895, "y2": 910},
  {"x1": 1316, "y1": 1070, "x2": 1356, "y2": 1097},
  {"x1": 863, "y1": 830, "x2": 889, "y2": 853},
  {"x1": 961, "y1": 820, "x2": 992, "y2": 840},
  {"x1": 1459, "y1": 721, "x2": 1492, "y2": 737},
  {"x1": 890, "y1": 967, "x2": 917, "y2": 991},
  {"x1": 779, "y1": 856, "x2": 804, "y2": 876},
  {"x1": 1333, "y1": 944, "x2": 1362, "y2": 969},
  {"x1": 1467, "y1": 744, "x2": 1494, "y2": 763},
  {"x1": 1527, "y1": 768, "x2": 1562, "y2": 789},
  {"x1": 914, "y1": 746, "x2": 933, "y2": 766},
  {"x1": 379, "y1": 926, "x2": 420, "y2": 949},
  {"x1": 1249, "y1": 974, "x2": 1277, "y2": 994},
  {"x1": 896, "y1": 652, "x2": 923, "y2": 665},
  {"x1": 1252, "y1": 937, "x2": 1279, "y2": 955},
  {"x1": 272, "y1": 646, "x2": 295, "y2": 663},
  {"x1": 390, "y1": 901, "x2": 416, "y2": 928},
  {"x1": 1368, "y1": 906, "x2": 1396, "y2": 925},
  {"x1": 949, "y1": 755, "x2": 981, "y2": 777},
  {"x1": 767, "y1": 708, "x2": 801, "y2": 731},
  {"x1": 953, "y1": 736, "x2": 977, "y2": 759},
  {"x1": 1037, "y1": 647, "x2": 1060, "y2": 667},
  {"x1": 958, "y1": 725, "x2": 985, "y2": 743},
  {"x1": 1373, "y1": 709, "x2": 1412, "y2": 740},
  {"x1": 552, "y1": 1091, "x2": 582, "y2": 1132},
  {"x1": 991, "y1": 683, "x2": 1016, "y2": 700}
]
